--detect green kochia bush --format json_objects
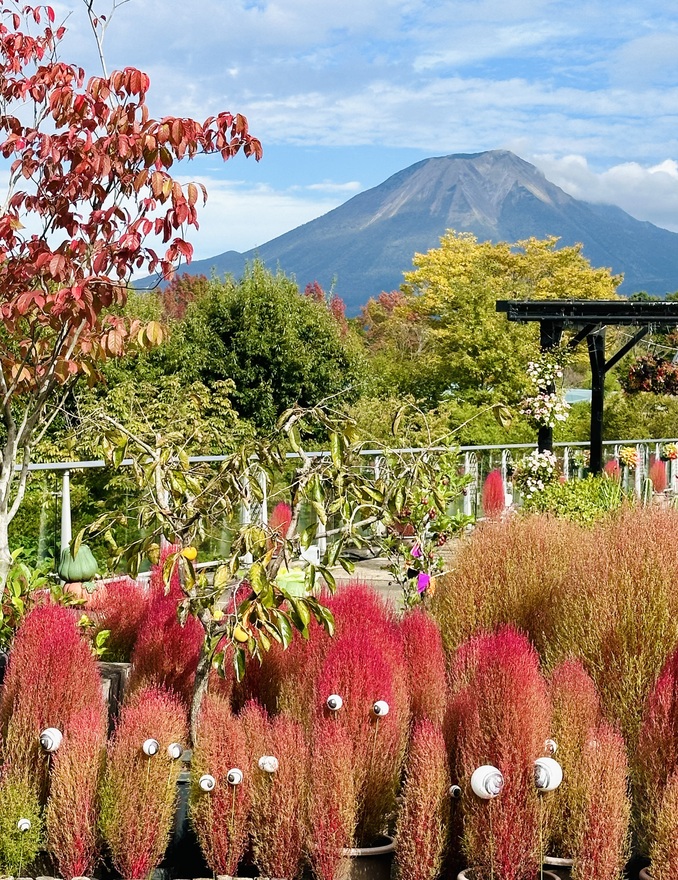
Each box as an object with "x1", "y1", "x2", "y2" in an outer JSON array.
[{"x1": 0, "y1": 778, "x2": 42, "y2": 876}]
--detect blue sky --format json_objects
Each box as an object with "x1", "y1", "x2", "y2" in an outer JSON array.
[{"x1": 48, "y1": 0, "x2": 678, "y2": 260}]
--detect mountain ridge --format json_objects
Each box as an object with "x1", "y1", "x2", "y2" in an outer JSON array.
[{"x1": 152, "y1": 150, "x2": 678, "y2": 313}]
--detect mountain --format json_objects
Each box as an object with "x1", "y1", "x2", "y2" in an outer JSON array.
[{"x1": 157, "y1": 150, "x2": 678, "y2": 314}]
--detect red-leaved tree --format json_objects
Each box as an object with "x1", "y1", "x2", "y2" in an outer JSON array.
[{"x1": 0, "y1": 0, "x2": 261, "y2": 585}]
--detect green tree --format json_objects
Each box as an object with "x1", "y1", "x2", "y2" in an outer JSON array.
[{"x1": 164, "y1": 261, "x2": 366, "y2": 429}]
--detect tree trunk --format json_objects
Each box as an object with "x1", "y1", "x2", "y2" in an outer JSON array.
[
  {"x1": 189, "y1": 637, "x2": 213, "y2": 747},
  {"x1": 0, "y1": 506, "x2": 12, "y2": 592}
]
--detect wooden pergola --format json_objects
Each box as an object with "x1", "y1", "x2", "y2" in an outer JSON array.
[{"x1": 496, "y1": 300, "x2": 678, "y2": 473}]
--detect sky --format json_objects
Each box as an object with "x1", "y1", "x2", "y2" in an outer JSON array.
[{"x1": 38, "y1": 0, "x2": 678, "y2": 260}]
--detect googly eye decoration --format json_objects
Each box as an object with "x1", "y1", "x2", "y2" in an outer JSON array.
[
  {"x1": 449, "y1": 784, "x2": 462, "y2": 799},
  {"x1": 544, "y1": 738, "x2": 558, "y2": 755},
  {"x1": 258, "y1": 755, "x2": 279, "y2": 774},
  {"x1": 199, "y1": 774, "x2": 216, "y2": 792},
  {"x1": 470, "y1": 765, "x2": 504, "y2": 799},
  {"x1": 167, "y1": 743, "x2": 183, "y2": 760},
  {"x1": 17, "y1": 818, "x2": 31, "y2": 833},
  {"x1": 142, "y1": 738, "x2": 160, "y2": 757},
  {"x1": 227, "y1": 768, "x2": 244, "y2": 786},
  {"x1": 40, "y1": 727, "x2": 63, "y2": 753},
  {"x1": 373, "y1": 700, "x2": 390, "y2": 717},
  {"x1": 326, "y1": 694, "x2": 343, "y2": 711},
  {"x1": 534, "y1": 757, "x2": 563, "y2": 792}
]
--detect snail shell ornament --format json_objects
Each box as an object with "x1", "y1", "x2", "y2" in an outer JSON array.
[
  {"x1": 326, "y1": 694, "x2": 343, "y2": 712},
  {"x1": 227, "y1": 768, "x2": 244, "y2": 786},
  {"x1": 534, "y1": 757, "x2": 563, "y2": 791},
  {"x1": 199, "y1": 774, "x2": 216, "y2": 792},
  {"x1": 470, "y1": 765, "x2": 504, "y2": 799},
  {"x1": 16, "y1": 818, "x2": 31, "y2": 833},
  {"x1": 258, "y1": 755, "x2": 279, "y2": 774},
  {"x1": 544, "y1": 738, "x2": 558, "y2": 755},
  {"x1": 39, "y1": 727, "x2": 63, "y2": 753},
  {"x1": 142, "y1": 738, "x2": 160, "y2": 757},
  {"x1": 449, "y1": 784, "x2": 462, "y2": 799},
  {"x1": 373, "y1": 700, "x2": 390, "y2": 717},
  {"x1": 167, "y1": 743, "x2": 184, "y2": 760}
]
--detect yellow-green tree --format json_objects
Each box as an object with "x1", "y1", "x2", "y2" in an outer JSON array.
[{"x1": 361, "y1": 232, "x2": 621, "y2": 405}]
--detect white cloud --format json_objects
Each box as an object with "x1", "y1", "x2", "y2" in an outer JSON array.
[{"x1": 529, "y1": 154, "x2": 678, "y2": 231}]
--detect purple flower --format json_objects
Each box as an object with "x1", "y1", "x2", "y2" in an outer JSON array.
[
  {"x1": 417, "y1": 572, "x2": 430, "y2": 594},
  {"x1": 411, "y1": 543, "x2": 422, "y2": 559}
]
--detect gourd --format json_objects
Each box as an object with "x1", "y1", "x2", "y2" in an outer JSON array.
[{"x1": 58, "y1": 544, "x2": 98, "y2": 583}]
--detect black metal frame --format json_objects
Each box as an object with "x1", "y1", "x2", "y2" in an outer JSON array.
[{"x1": 496, "y1": 300, "x2": 678, "y2": 473}]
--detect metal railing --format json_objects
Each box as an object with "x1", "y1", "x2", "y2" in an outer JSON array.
[{"x1": 16, "y1": 437, "x2": 678, "y2": 572}]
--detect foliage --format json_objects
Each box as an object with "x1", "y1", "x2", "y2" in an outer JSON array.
[
  {"x1": 621, "y1": 355, "x2": 678, "y2": 395},
  {"x1": 249, "y1": 712, "x2": 308, "y2": 880},
  {"x1": 546, "y1": 660, "x2": 602, "y2": 857},
  {"x1": 167, "y1": 261, "x2": 366, "y2": 430},
  {"x1": 448, "y1": 626, "x2": 551, "y2": 880},
  {"x1": 0, "y1": 0, "x2": 260, "y2": 589},
  {"x1": 361, "y1": 232, "x2": 621, "y2": 405},
  {"x1": 99, "y1": 687, "x2": 188, "y2": 880},
  {"x1": 399, "y1": 608, "x2": 448, "y2": 727},
  {"x1": 45, "y1": 705, "x2": 107, "y2": 880},
  {"x1": 395, "y1": 720, "x2": 450, "y2": 880},
  {"x1": 519, "y1": 352, "x2": 570, "y2": 428},
  {"x1": 571, "y1": 722, "x2": 630, "y2": 880},
  {"x1": 307, "y1": 718, "x2": 356, "y2": 880},
  {"x1": 520, "y1": 475, "x2": 626, "y2": 523},
  {"x1": 482, "y1": 469, "x2": 506, "y2": 518},
  {"x1": 0, "y1": 604, "x2": 105, "y2": 801},
  {"x1": 189, "y1": 694, "x2": 252, "y2": 876},
  {"x1": 0, "y1": 548, "x2": 52, "y2": 651},
  {"x1": 0, "y1": 777, "x2": 42, "y2": 876}
]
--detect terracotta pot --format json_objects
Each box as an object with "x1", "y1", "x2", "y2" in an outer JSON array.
[
  {"x1": 341, "y1": 835, "x2": 395, "y2": 880},
  {"x1": 639, "y1": 868, "x2": 651, "y2": 880},
  {"x1": 458, "y1": 869, "x2": 560, "y2": 880},
  {"x1": 542, "y1": 856, "x2": 574, "y2": 880}
]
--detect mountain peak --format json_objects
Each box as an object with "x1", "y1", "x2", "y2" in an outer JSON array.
[{"x1": 164, "y1": 150, "x2": 678, "y2": 313}]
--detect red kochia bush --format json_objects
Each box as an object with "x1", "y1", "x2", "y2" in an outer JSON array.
[
  {"x1": 604, "y1": 459, "x2": 621, "y2": 480},
  {"x1": 268, "y1": 501, "x2": 293, "y2": 544},
  {"x1": 395, "y1": 720, "x2": 450, "y2": 880},
  {"x1": 99, "y1": 687, "x2": 188, "y2": 880},
  {"x1": 189, "y1": 694, "x2": 252, "y2": 876},
  {"x1": 307, "y1": 718, "x2": 356, "y2": 880},
  {"x1": 45, "y1": 705, "x2": 107, "y2": 879},
  {"x1": 400, "y1": 608, "x2": 448, "y2": 726},
  {"x1": 649, "y1": 457, "x2": 668, "y2": 493},
  {"x1": 0, "y1": 604, "x2": 105, "y2": 799},
  {"x1": 572, "y1": 722, "x2": 630, "y2": 880},
  {"x1": 250, "y1": 712, "x2": 308, "y2": 880},
  {"x1": 88, "y1": 576, "x2": 149, "y2": 661},
  {"x1": 128, "y1": 556, "x2": 203, "y2": 707},
  {"x1": 448, "y1": 626, "x2": 551, "y2": 880},
  {"x1": 315, "y1": 624, "x2": 409, "y2": 845},
  {"x1": 482, "y1": 468, "x2": 506, "y2": 518}
]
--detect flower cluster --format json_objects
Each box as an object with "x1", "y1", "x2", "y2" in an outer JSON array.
[
  {"x1": 513, "y1": 450, "x2": 559, "y2": 497},
  {"x1": 571, "y1": 448, "x2": 591, "y2": 469},
  {"x1": 621, "y1": 355, "x2": 678, "y2": 396},
  {"x1": 520, "y1": 355, "x2": 570, "y2": 428},
  {"x1": 661, "y1": 443, "x2": 678, "y2": 461},
  {"x1": 619, "y1": 446, "x2": 639, "y2": 469},
  {"x1": 519, "y1": 392, "x2": 571, "y2": 428}
]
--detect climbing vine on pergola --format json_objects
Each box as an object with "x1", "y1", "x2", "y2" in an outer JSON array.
[{"x1": 496, "y1": 300, "x2": 678, "y2": 473}]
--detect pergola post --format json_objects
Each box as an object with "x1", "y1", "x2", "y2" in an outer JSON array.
[{"x1": 587, "y1": 329, "x2": 606, "y2": 474}]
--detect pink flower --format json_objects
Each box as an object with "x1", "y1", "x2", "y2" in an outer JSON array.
[
  {"x1": 417, "y1": 572, "x2": 430, "y2": 594},
  {"x1": 411, "y1": 543, "x2": 422, "y2": 559}
]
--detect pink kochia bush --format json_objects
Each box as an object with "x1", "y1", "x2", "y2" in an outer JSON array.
[
  {"x1": 128, "y1": 550, "x2": 203, "y2": 706},
  {"x1": 307, "y1": 718, "x2": 356, "y2": 880},
  {"x1": 400, "y1": 608, "x2": 448, "y2": 726},
  {"x1": 189, "y1": 694, "x2": 252, "y2": 876},
  {"x1": 649, "y1": 457, "x2": 668, "y2": 493},
  {"x1": 45, "y1": 705, "x2": 107, "y2": 880},
  {"x1": 315, "y1": 623, "x2": 409, "y2": 845},
  {"x1": 447, "y1": 626, "x2": 551, "y2": 880},
  {"x1": 572, "y1": 722, "x2": 630, "y2": 880},
  {"x1": 482, "y1": 468, "x2": 506, "y2": 518},
  {"x1": 99, "y1": 687, "x2": 188, "y2": 880},
  {"x1": 395, "y1": 720, "x2": 450, "y2": 880},
  {"x1": 88, "y1": 576, "x2": 149, "y2": 661},
  {"x1": 0, "y1": 605, "x2": 105, "y2": 800}
]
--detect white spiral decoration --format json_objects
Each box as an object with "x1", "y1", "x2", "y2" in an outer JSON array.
[
  {"x1": 470, "y1": 765, "x2": 504, "y2": 799},
  {"x1": 199, "y1": 774, "x2": 216, "y2": 792},
  {"x1": 167, "y1": 743, "x2": 183, "y2": 760},
  {"x1": 227, "y1": 768, "x2": 244, "y2": 786},
  {"x1": 258, "y1": 755, "x2": 279, "y2": 774},
  {"x1": 16, "y1": 818, "x2": 31, "y2": 833},
  {"x1": 39, "y1": 727, "x2": 62, "y2": 753},
  {"x1": 373, "y1": 700, "x2": 390, "y2": 717},
  {"x1": 326, "y1": 694, "x2": 343, "y2": 711},
  {"x1": 142, "y1": 738, "x2": 160, "y2": 756},
  {"x1": 534, "y1": 757, "x2": 563, "y2": 791}
]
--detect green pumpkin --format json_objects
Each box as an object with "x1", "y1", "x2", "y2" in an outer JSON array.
[{"x1": 58, "y1": 544, "x2": 98, "y2": 583}]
